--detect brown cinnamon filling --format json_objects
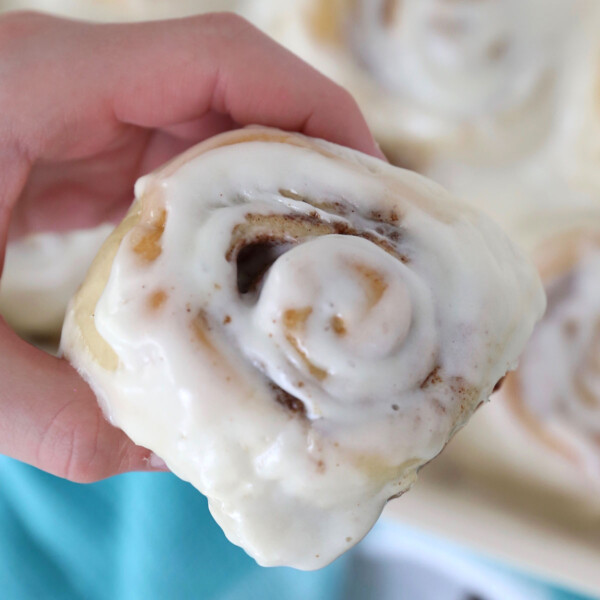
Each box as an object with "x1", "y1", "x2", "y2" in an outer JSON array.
[
  {"x1": 493, "y1": 376, "x2": 505, "y2": 393},
  {"x1": 227, "y1": 212, "x2": 407, "y2": 278},
  {"x1": 279, "y1": 188, "x2": 402, "y2": 228},
  {"x1": 225, "y1": 202, "x2": 407, "y2": 413},
  {"x1": 283, "y1": 307, "x2": 328, "y2": 381},
  {"x1": 148, "y1": 289, "x2": 168, "y2": 310},
  {"x1": 352, "y1": 263, "x2": 388, "y2": 307},
  {"x1": 191, "y1": 311, "x2": 212, "y2": 346},
  {"x1": 331, "y1": 315, "x2": 347, "y2": 336},
  {"x1": 269, "y1": 383, "x2": 306, "y2": 417},
  {"x1": 236, "y1": 239, "x2": 293, "y2": 294},
  {"x1": 381, "y1": 0, "x2": 401, "y2": 27},
  {"x1": 420, "y1": 366, "x2": 442, "y2": 389},
  {"x1": 131, "y1": 209, "x2": 167, "y2": 262}
]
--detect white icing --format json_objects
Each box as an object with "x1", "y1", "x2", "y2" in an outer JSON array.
[
  {"x1": 424, "y1": 150, "x2": 600, "y2": 254},
  {"x1": 0, "y1": 225, "x2": 112, "y2": 336},
  {"x1": 517, "y1": 249, "x2": 600, "y2": 479},
  {"x1": 236, "y1": 235, "x2": 435, "y2": 418},
  {"x1": 352, "y1": 0, "x2": 552, "y2": 116},
  {"x1": 61, "y1": 129, "x2": 544, "y2": 569}
]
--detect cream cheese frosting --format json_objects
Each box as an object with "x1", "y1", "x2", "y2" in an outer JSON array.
[
  {"x1": 0, "y1": 224, "x2": 112, "y2": 337},
  {"x1": 60, "y1": 128, "x2": 545, "y2": 569}
]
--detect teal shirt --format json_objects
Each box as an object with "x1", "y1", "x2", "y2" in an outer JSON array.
[
  {"x1": 0, "y1": 456, "x2": 594, "y2": 600},
  {"x1": 0, "y1": 456, "x2": 346, "y2": 600}
]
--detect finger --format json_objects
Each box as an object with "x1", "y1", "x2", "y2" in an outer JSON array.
[
  {"x1": 0, "y1": 322, "x2": 167, "y2": 483},
  {"x1": 0, "y1": 155, "x2": 165, "y2": 482},
  {"x1": 8, "y1": 111, "x2": 237, "y2": 239},
  {"x1": 109, "y1": 13, "x2": 381, "y2": 156},
  {"x1": 1, "y1": 11, "x2": 383, "y2": 169},
  {"x1": 138, "y1": 111, "x2": 238, "y2": 175},
  {"x1": 6, "y1": 128, "x2": 150, "y2": 239},
  {"x1": 0, "y1": 11, "x2": 382, "y2": 482}
]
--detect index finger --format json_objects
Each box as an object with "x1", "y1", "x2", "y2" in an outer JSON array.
[{"x1": 2, "y1": 11, "x2": 383, "y2": 165}]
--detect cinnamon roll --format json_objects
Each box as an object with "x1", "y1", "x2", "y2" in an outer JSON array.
[
  {"x1": 0, "y1": 225, "x2": 112, "y2": 338},
  {"x1": 60, "y1": 127, "x2": 544, "y2": 569},
  {"x1": 502, "y1": 227, "x2": 600, "y2": 483},
  {"x1": 248, "y1": 0, "x2": 589, "y2": 167}
]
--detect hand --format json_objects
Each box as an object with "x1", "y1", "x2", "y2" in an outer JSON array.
[{"x1": 0, "y1": 11, "x2": 383, "y2": 483}]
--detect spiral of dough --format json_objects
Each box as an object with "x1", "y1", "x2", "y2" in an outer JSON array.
[{"x1": 61, "y1": 127, "x2": 544, "y2": 569}]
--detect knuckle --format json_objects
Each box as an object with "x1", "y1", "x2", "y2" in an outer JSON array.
[
  {"x1": 331, "y1": 83, "x2": 360, "y2": 112},
  {"x1": 200, "y1": 11, "x2": 256, "y2": 40},
  {"x1": 0, "y1": 10, "x2": 47, "y2": 52},
  {"x1": 36, "y1": 402, "x2": 109, "y2": 483}
]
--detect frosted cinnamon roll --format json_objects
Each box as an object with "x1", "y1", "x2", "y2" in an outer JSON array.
[
  {"x1": 248, "y1": 0, "x2": 585, "y2": 166},
  {"x1": 0, "y1": 225, "x2": 112, "y2": 338},
  {"x1": 503, "y1": 228, "x2": 600, "y2": 482},
  {"x1": 61, "y1": 127, "x2": 544, "y2": 569}
]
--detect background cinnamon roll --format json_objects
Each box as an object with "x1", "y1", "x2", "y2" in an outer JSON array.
[
  {"x1": 0, "y1": 0, "x2": 242, "y2": 339},
  {"x1": 247, "y1": 0, "x2": 592, "y2": 168},
  {"x1": 61, "y1": 127, "x2": 544, "y2": 569},
  {"x1": 0, "y1": 225, "x2": 112, "y2": 339},
  {"x1": 427, "y1": 217, "x2": 600, "y2": 534},
  {"x1": 503, "y1": 226, "x2": 600, "y2": 484}
]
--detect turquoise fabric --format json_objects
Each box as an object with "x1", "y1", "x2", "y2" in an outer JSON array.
[
  {"x1": 0, "y1": 456, "x2": 346, "y2": 600},
  {"x1": 0, "y1": 455, "x2": 596, "y2": 599}
]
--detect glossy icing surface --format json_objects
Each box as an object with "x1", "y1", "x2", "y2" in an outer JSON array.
[{"x1": 61, "y1": 128, "x2": 544, "y2": 569}]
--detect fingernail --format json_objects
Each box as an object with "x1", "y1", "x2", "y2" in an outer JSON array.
[
  {"x1": 147, "y1": 452, "x2": 170, "y2": 471},
  {"x1": 374, "y1": 141, "x2": 389, "y2": 162}
]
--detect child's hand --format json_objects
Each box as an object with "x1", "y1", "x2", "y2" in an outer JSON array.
[{"x1": 0, "y1": 11, "x2": 381, "y2": 483}]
